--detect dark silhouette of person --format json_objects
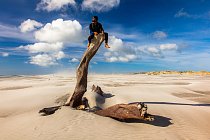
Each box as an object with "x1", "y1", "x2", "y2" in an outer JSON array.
[{"x1": 87, "y1": 16, "x2": 110, "y2": 49}]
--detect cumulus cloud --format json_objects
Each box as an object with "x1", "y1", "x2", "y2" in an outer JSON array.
[
  {"x1": 82, "y1": 0, "x2": 120, "y2": 12},
  {"x1": 70, "y1": 58, "x2": 79, "y2": 62},
  {"x1": 54, "y1": 51, "x2": 65, "y2": 59},
  {"x1": 19, "y1": 42, "x2": 64, "y2": 53},
  {"x1": 19, "y1": 42, "x2": 65, "y2": 66},
  {"x1": 160, "y1": 44, "x2": 178, "y2": 51},
  {"x1": 29, "y1": 51, "x2": 65, "y2": 66},
  {"x1": 34, "y1": 19, "x2": 83, "y2": 43},
  {"x1": 108, "y1": 36, "x2": 123, "y2": 51},
  {"x1": 1, "y1": 52, "x2": 9, "y2": 57},
  {"x1": 36, "y1": 0, "x2": 76, "y2": 12},
  {"x1": 104, "y1": 36, "x2": 137, "y2": 62},
  {"x1": 17, "y1": 18, "x2": 86, "y2": 66},
  {"x1": 105, "y1": 56, "x2": 118, "y2": 62},
  {"x1": 36, "y1": 0, "x2": 119, "y2": 12},
  {"x1": 104, "y1": 36, "x2": 181, "y2": 62},
  {"x1": 30, "y1": 54, "x2": 57, "y2": 66},
  {"x1": 147, "y1": 47, "x2": 159, "y2": 54},
  {"x1": 19, "y1": 19, "x2": 43, "y2": 33},
  {"x1": 105, "y1": 54, "x2": 137, "y2": 62},
  {"x1": 138, "y1": 44, "x2": 179, "y2": 58},
  {"x1": 146, "y1": 47, "x2": 163, "y2": 57},
  {"x1": 152, "y1": 31, "x2": 167, "y2": 40}
]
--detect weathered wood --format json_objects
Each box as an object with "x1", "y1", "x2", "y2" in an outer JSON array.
[
  {"x1": 65, "y1": 33, "x2": 105, "y2": 108},
  {"x1": 92, "y1": 84, "x2": 104, "y2": 96},
  {"x1": 39, "y1": 106, "x2": 61, "y2": 116},
  {"x1": 95, "y1": 102, "x2": 154, "y2": 121}
]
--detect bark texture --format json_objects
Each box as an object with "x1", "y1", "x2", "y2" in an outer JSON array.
[
  {"x1": 66, "y1": 33, "x2": 105, "y2": 108},
  {"x1": 95, "y1": 102, "x2": 154, "y2": 121},
  {"x1": 91, "y1": 84, "x2": 104, "y2": 96}
]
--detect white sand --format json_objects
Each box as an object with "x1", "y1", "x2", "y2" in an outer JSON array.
[{"x1": 0, "y1": 74, "x2": 210, "y2": 140}]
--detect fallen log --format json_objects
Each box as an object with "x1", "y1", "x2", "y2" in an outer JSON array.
[{"x1": 95, "y1": 102, "x2": 154, "y2": 121}]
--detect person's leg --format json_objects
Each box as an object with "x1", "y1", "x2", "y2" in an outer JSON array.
[
  {"x1": 87, "y1": 34, "x2": 94, "y2": 48},
  {"x1": 104, "y1": 32, "x2": 108, "y2": 43},
  {"x1": 104, "y1": 32, "x2": 110, "y2": 48},
  {"x1": 88, "y1": 34, "x2": 94, "y2": 43}
]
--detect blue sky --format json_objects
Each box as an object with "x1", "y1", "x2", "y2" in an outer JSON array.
[{"x1": 0, "y1": 0, "x2": 210, "y2": 75}]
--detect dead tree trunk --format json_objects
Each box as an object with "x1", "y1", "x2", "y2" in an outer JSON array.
[{"x1": 65, "y1": 33, "x2": 105, "y2": 108}]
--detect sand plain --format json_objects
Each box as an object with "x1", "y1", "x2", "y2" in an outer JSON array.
[{"x1": 0, "y1": 73, "x2": 210, "y2": 140}]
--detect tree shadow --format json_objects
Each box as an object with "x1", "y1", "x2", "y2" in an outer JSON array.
[
  {"x1": 117, "y1": 115, "x2": 173, "y2": 127},
  {"x1": 144, "y1": 102, "x2": 210, "y2": 107}
]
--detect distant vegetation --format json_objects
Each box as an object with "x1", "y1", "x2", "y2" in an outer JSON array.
[{"x1": 133, "y1": 71, "x2": 210, "y2": 75}]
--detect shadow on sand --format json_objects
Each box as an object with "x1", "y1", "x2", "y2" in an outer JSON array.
[
  {"x1": 144, "y1": 102, "x2": 210, "y2": 107},
  {"x1": 117, "y1": 115, "x2": 172, "y2": 127},
  {"x1": 116, "y1": 101, "x2": 210, "y2": 126}
]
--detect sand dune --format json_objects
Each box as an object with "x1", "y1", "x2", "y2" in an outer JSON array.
[{"x1": 0, "y1": 74, "x2": 210, "y2": 140}]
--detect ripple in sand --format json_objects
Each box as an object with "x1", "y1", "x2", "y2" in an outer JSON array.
[
  {"x1": 104, "y1": 83, "x2": 125, "y2": 87},
  {"x1": 55, "y1": 94, "x2": 70, "y2": 105},
  {"x1": 104, "y1": 82, "x2": 191, "y2": 87},
  {"x1": 0, "y1": 86, "x2": 32, "y2": 91},
  {"x1": 172, "y1": 91, "x2": 210, "y2": 104}
]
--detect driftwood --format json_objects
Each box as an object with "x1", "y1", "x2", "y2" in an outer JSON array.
[
  {"x1": 92, "y1": 84, "x2": 104, "y2": 96},
  {"x1": 61, "y1": 33, "x2": 154, "y2": 121},
  {"x1": 38, "y1": 31, "x2": 156, "y2": 121},
  {"x1": 76, "y1": 97, "x2": 90, "y2": 110},
  {"x1": 39, "y1": 85, "x2": 154, "y2": 121},
  {"x1": 39, "y1": 106, "x2": 61, "y2": 116},
  {"x1": 39, "y1": 96, "x2": 89, "y2": 116},
  {"x1": 95, "y1": 102, "x2": 154, "y2": 121},
  {"x1": 65, "y1": 33, "x2": 105, "y2": 108}
]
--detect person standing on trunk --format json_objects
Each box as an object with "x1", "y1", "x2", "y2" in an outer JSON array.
[{"x1": 87, "y1": 16, "x2": 110, "y2": 49}]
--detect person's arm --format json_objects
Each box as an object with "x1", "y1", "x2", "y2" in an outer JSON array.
[{"x1": 89, "y1": 24, "x2": 94, "y2": 35}]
